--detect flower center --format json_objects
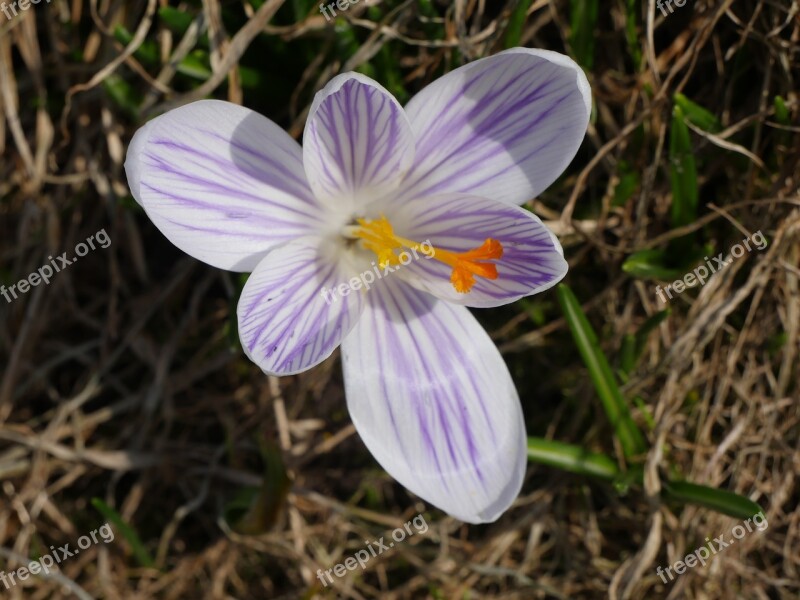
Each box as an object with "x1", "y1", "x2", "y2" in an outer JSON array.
[{"x1": 344, "y1": 215, "x2": 503, "y2": 294}]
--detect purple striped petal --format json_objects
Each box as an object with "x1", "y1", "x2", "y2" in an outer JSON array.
[
  {"x1": 125, "y1": 100, "x2": 325, "y2": 272},
  {"x1": 399, "y1": 49, "x2": 591, "y2": 206},
  {"x1": 303, "y1": 74, "x2": 415, "y2": 209},
  {"x1": 341, "y1": 278, "x2": 526, "y2": 523},
  {"x1": 384, "y1": 193, "x2": 567, "y2": 307},
  {"x1": 238, "y1": 238, "x2": 364, "y2": 375}
]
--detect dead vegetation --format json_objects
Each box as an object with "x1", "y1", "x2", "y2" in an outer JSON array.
[{"x1": 0, "y1": 0, "x2": 798, "y2": 598}]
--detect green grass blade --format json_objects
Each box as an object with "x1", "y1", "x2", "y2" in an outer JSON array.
[
  {"x1": 177, "y1": 51, "x2": 213, "y2": 81},
  {"x1": 91, "y1": 498, "x2": 155, "y2": 568},
  {"x1": 569, "y1": 0, "x2": 598, "y2": 70},
  {"x1": 527, "y1": 437, "x2": 619, "y2": 480},
  {"x1": 674, "y1": 93, "x2": 721, "y2": 132},
  {"x1": 669, "y1": 105, "x2": 698, "y2": 222},
  {"x1": 622, "y1": 249, "x2": 686, "y2": 280},
  {"x1": 557, "y1": 284, "x2": 647, "y2": 458},
  {"x1": 225, "y1": 440, "x2": 291, "y2": 535},
  {"x1": 158, "y1": 6, "x2": 194, "y2": 35},
  {"x1": 774, "y1": 95, "x2": 790, "y2": 125},
  {"x1": 102, "y1": 74, "x2": 141, "y2": 119},
  {"x1": 632, "y1": 397, "x2": 656, "y2": 431},
  {"x1": 624, "y1": 0, "x2": 641, "y2": 70},
  {"x1": 527, "y1": 438, "x2": 762, "y2": 519},
  {"x1": 662, "y1": 481, "x2": 764, "y2": 520},
  {"x1": 612, "y1": 160, "x2": 641, "y2": 207},
  {"x1": 504, "y1": 0, "x2": 533, "y2": 48},
  {"x1": 113, "y1": 26, "x2": 159, "y2": 65}
]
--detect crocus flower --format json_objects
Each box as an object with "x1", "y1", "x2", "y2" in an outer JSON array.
[{"x1": 125, "y1": 48, "x2": 590, "y2": 523}]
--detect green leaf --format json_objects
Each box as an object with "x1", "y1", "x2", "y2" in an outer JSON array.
[
  {"x1": 622, "y1": 249, "x2": 685, "y2": 280},
  {"x1": 290, "y1": 0, "x2": 315, "y2": 19},
  {"x1": 91, "y1": 498, "x2": 155, "y2": 568},
  {"x1": 527, "y1": 437, "x2": 619, "y2": 480},
  {"x1": 669, "y1": 105, "x2": 699, "y2": 257},
  {"x1": 569, "y1": 0, "x2": 598, "y2": 70},
  {"x1": 113, "y1": 25, "x2": 159, "y2": 65},
  {"x1": 674, "y1": 93, "x2": 721, "y2": 132},
  {"x1": 624, "y1": 0, "x2": 642, "y2": 70},
  {"x1": 504, "y1": 0, "x2": 533, "y2": 49},
  {"x1": 224, "y1": 441, "x2": 291, "y2": 535},
  {"x1": 177, "y1": 51, "x2": 212, "y2": 81},
  {"x1": 238, "y1": 65, "x2": 263, "y2": 89},
  {"x1": 158, "y1": 6, "x2": 194, "y2": 35},
  {"x1": 557, "y1": 284, "x2": 647, "y2": 458},
  {"x1": 632, "y1": 396, "x2": 656, "y2": 431},
  {"x1": 102, "y1": 74, "x2": 141, "y2": 118},
  {"x1": 774, "y1": 95, "x2": 790, "y2": 125},
  {"x1": 335, "y1": 19, "x2": 361, "y2": 61},
  {"x1": 612, "y1": 160, "x2": 640, "y2": 207},
  {"x1": 526, "y1": 439, "x2": 763, "y2": 519},
  {"x1": 662, "y1": 481, "x2": 764, "y2": 520}
]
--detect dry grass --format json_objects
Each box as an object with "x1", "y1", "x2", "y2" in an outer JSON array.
[{"x1": 0, "y1": 0, "x2": 798, "y2": 598}]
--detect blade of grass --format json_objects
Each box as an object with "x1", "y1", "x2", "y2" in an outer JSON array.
[
  {"x1": 674, "y1": 93, "x2": 721, "y2": 132},
  {"x1": 527, "y1": 437, "x2": 619, "y2": 480},
  {"x1": 612, "y1": 160, "x2": 640, "y2": 207},
  {"x1": 774, "y1": 95, "x2": 790, "y2": 124},
  {"x1": 669, "y1": 105, "x2": 699, "y2": 257},
  {"x1": 662, "y1": 481, "x2": 764, "y2": 520},
  {"x1": 622, "y1": 249, "x2": 686, "y2": 280},
  {"x1": 225, "y1": 440, "x2": 291, "y2": 535},
  {"x1": 505, "y1": 0, "x2": 533, "y2": 48},
  {"x1": 91, "y1": 498, "x2": 155, "y2": 568},
  {"x1": 624, "y1": 0, "x2": 642, "y2": 70},
  {"x1": 557, "y1": 284, "x2": 647, "y2": 458},
  {"x1": 526, "y1": 438, "x2": 763, "y2": 519},
  {"x1": 569, "y1": 0, "x2": 598, "y2": 70},
  {"x1": 670, "y1": 105, "x2": 698, "y2": 223}
]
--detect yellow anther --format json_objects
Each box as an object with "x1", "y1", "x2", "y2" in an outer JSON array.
[{"x1": 348, "y1": 215, "x2": 503, "y2": 293}]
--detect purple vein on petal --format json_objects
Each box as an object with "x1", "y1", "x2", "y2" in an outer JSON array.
[
  {"x1": 391, "y1": 283, "x2": 490, "y2": 486},
  {"x1": 144, "y1": 142, "x2": 321, "y2": 223}
]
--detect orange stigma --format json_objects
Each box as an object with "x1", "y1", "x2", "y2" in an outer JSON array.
[{"x1": 346, "y1": 216, "x2": 503, "y2": 294}]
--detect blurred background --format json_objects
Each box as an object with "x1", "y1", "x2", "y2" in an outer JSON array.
[{"x1": 0, "y1": 0, "x2": 798, "y2": 598}]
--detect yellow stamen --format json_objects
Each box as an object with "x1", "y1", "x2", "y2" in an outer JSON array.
[{"x1": 347, "y1": 215, "x2": 503, "y2": 294}]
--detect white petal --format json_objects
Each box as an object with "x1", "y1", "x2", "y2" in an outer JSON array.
[
  {"x1": 400, "y1": 48, "x2": 591, "y2": 205},
  {"x1": 125, "y1": 100, "x2": 326, "y2": 272},
  {"x1": 303, "y1": 73, "x2": 415, "y2": 210},
  {"x1": 341, "y1": 278, "x2": 526, "y2": 523},
  {"x1": 238, "y1": 238, "x2": 365, "y2": 375}
]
